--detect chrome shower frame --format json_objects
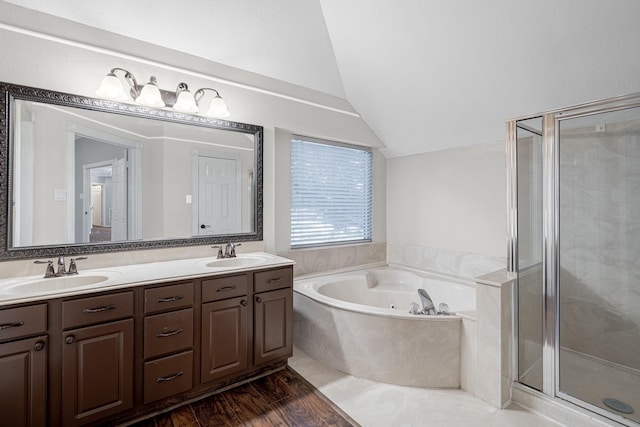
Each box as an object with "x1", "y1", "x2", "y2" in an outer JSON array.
[{"x1": 506, "y1": 91, "x2": 640, "y2": 427}]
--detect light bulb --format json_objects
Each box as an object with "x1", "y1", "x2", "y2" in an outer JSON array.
[
  {"x1": 136, "y1": 77, "x2": 165, "y2": 107},
  {"x1": 206, "y1": 95, "x2": 230, "y2": 117},
  {"x1": 96, "y1": 73, "x2": 128, "y2": 101},
  {"x1": 173, "y1": 90, "x2": 199, "y2": 113}
]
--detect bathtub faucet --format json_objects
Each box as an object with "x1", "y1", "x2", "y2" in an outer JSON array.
[{"x1": 418, "y1": 289, "x2": 437, "y2": 315}]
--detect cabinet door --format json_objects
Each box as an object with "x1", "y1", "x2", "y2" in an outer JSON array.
[
  {"x1": 201, "y1": 296, "x2": 248, "y2": 383},
  {"x1": 62, "y1": 319, "x2": 133, "y2": 426},
  {"x1": 0, "y1": 335, "x2": 47, "y2": 427},
  {"x1": 254, "y1": 287, "x2": 292, "y2": 366}
]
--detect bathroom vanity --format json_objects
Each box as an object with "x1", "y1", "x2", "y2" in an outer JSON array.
[{"x1": 0, "y1": 253, "x2": 294, "y2": 427}]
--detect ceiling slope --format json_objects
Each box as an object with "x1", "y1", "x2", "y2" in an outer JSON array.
[
  {"x1": 6, "y1": 0, "x2": 640, "y2": 157},
  {"x1": 319, "y1": 0, "x2": 640, "y2": 156},
  {"x1": 2, "y1": 0, "x2": 346, "y2": 98}
]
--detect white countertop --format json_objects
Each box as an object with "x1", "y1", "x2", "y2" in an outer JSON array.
[{"x1": 0, "y1": 252, "x2": 295, "y2": 306}]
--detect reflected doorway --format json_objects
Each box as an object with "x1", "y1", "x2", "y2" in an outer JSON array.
[
  {"x1": 73, "y1": 129, "x2": 141, "y2": 243},
  {"x1": 83, "y1": 161, "x2": 124, "y2": 243}
]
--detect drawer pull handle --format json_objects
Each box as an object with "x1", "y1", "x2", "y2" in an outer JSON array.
[
  {"x1": 156, "y1": 328, "x2": 184, "y2": 338},
  {"x1": 156, "y1": 371, "x2": 184, "y2": 383},
  {"x1": 65, "y1": 335, "x2": 75, "y2": 345},
  {"x1": 255, "y1": 296, "x2": 262, "y2": 303},
  {"x1": 217, "y1": 285, "x2": 236, "y2": 292},
  {"x1": 34, "y1": 341, "x2": 45, "y2": 351},
  {"x1": 266, "y1": 277, "x2": 282, "y2": 284},
  {"x1": 157, "y1": 295, "x2": 183, "y2": 303},
  {"x1": 82, "y1": 304, "x2": 116, "y2": 314},
  {"x1": 240, "y1": 299, "x2": 247, "y2": 307},
  {"x1": 0, "y1": 321, "x2": 24, "y2": 330}
]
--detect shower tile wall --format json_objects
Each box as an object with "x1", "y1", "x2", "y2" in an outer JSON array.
[{"x1": 559, "y1": 121, "x2": 640, "y2": 371}]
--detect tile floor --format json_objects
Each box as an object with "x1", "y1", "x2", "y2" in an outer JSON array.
[{"x1": 289, "y1": 346, "x2": 564, "y2": 427}]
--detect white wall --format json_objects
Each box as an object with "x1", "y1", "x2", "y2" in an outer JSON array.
[
  {"x1": 387, "y1": 143, "x2": 507, "y2": 261},
  {"x1": 0, "y1": 2, "x2": 385, "y2": 275},
  {"x1": 1, "y1": 2, "x2": 506, "y2": 278}
]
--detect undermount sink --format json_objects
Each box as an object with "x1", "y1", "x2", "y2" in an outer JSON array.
[
  {"x1": 205, "y1": 255, "x2": 272, "y2": 268},
  {"x1": 2, "y1": 275, "x2": 110, "y2": 294}
]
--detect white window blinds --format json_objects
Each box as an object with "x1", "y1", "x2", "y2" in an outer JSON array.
[{"x1": 291, "y1": 137, "x2": 372, "y2": 248}]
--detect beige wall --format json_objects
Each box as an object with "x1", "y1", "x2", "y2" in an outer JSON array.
[{"x1": 387, "y1": 142, "x2": 507, "y2": 259}]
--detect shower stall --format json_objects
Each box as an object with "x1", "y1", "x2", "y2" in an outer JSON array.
[{"x1": 507, "y1": 93, "x2": 640, "y2": 426}]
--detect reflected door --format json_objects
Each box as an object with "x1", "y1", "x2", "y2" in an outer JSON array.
[{"x1": 198, "y1": 156, "x2": 240, "y2": 235}]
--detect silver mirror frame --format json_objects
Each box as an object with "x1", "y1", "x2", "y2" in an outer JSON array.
[{"x1": 0, "y1": 81, "x2": 263, "y2": 260}]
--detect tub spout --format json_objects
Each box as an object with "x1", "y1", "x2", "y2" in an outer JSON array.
[{"x1": 418, "y1": 289, "x2": 437, "y2": 315}]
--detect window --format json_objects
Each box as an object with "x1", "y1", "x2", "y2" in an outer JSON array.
[{"x1": 290, "y1": 136, "x2": 372, "y2": 248}]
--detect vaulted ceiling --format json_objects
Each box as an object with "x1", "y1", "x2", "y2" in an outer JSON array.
[{"x1": 5, "y1": 0, "x2": 640, "y2": 157}]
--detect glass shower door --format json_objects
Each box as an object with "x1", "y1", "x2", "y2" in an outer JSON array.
[
  {"x1": 558, "y1": 106, "x2": 640, "y2": 425},
  {"x1": 516, "y1": 118, "x2": 544, "y2": 391}
]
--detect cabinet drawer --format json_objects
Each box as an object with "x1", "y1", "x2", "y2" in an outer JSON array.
[
  {"x1": 62, "y1": 292, "x2": 133, "y2": 329},
  {"x1": 143, "y1": 350, "x2": 193, "y2": 404},
  {"x1": 0, "y1": 304, "x2": 47, "y2": 341},
  {"x1": 254, "y1": 267, "x2": 293, "y2": 293},
  {"x1": 144, "y1": 282, "x2": 193, "y2": 314},
  {"x1": 202, "y1": 274, "x2": 248, "y2": 302},
  {"x1": 144, "y1": 308, "x2": 193, "y2": 359}
]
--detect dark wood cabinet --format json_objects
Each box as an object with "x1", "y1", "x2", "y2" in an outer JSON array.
[
  {"x1": 201, "y1": 296, "x2": 249, "y2": 383},
  {"x1": 62, "y1": 319, "x2": 134, "y2": 426},
  {"x1": 0, "y1": 263, "x2": 293, "y2": 426},
  {"x1": 143, "y1": 350, "x2": 193, "y2": 404},
  {"x1": 254, "y1": 287, "x2": 293, "y2": 366},
  {"x1": 0, "y1": 335, "x2": 47, "y2": 427},
  {"x1": 142, "y1": 282, "x2": 194, "y2": 405}
]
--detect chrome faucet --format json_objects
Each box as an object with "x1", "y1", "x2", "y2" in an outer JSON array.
[
  {"x1": 212, "y1": 245, "x2": 224, "y2": 259},
  {"x1": 34, "y1": 260, "x2": 56, "y2": 278},
  {"x1": 34, "y1": 256, "x2": 87, "y2": 278},
  {"x1": 57, "y1": 256, "x2": 66, "y2": 275},
  {"x1": 67, "y1": 257, "x2": 87, "y2": 274},
  {"x1": 418, "y1": 288, "x2": 437, "y2": 315},
  {"x1": 212, "y1": 243, "x2": 241, "y2": 259},
  {"x1": 224, "y1": 242, "x2": 241, "y2": 258}
]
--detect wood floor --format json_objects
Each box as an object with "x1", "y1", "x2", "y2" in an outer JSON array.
[{"x1": 128, "y1": 367, "x2": 358, "y2": 427}]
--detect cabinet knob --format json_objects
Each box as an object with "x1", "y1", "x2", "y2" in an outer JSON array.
[
  {"x1": 255, "y1": 296, "x2": 262, "y2": 303},
  {"x1": 240, "y1": 299, "x2": 247, "y2": 306},
  {"x1": 65, "y1": 335, "x2": 75, "y2": 345},
  {"x1": 33, "y1": 341, "x2": 45, "y2": 351}
]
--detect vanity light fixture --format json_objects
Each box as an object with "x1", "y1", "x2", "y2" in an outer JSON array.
[
  {"x1": 96, "y1": 68, "x2": 230, "y2": 117},
  {"x1": 195, "y1": 88, "x2": 231, "y2": 118}
]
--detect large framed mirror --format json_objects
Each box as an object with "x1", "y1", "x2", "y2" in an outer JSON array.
[{"x1": 0, "y1": 82, "x2": 263, "y2": 260}]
